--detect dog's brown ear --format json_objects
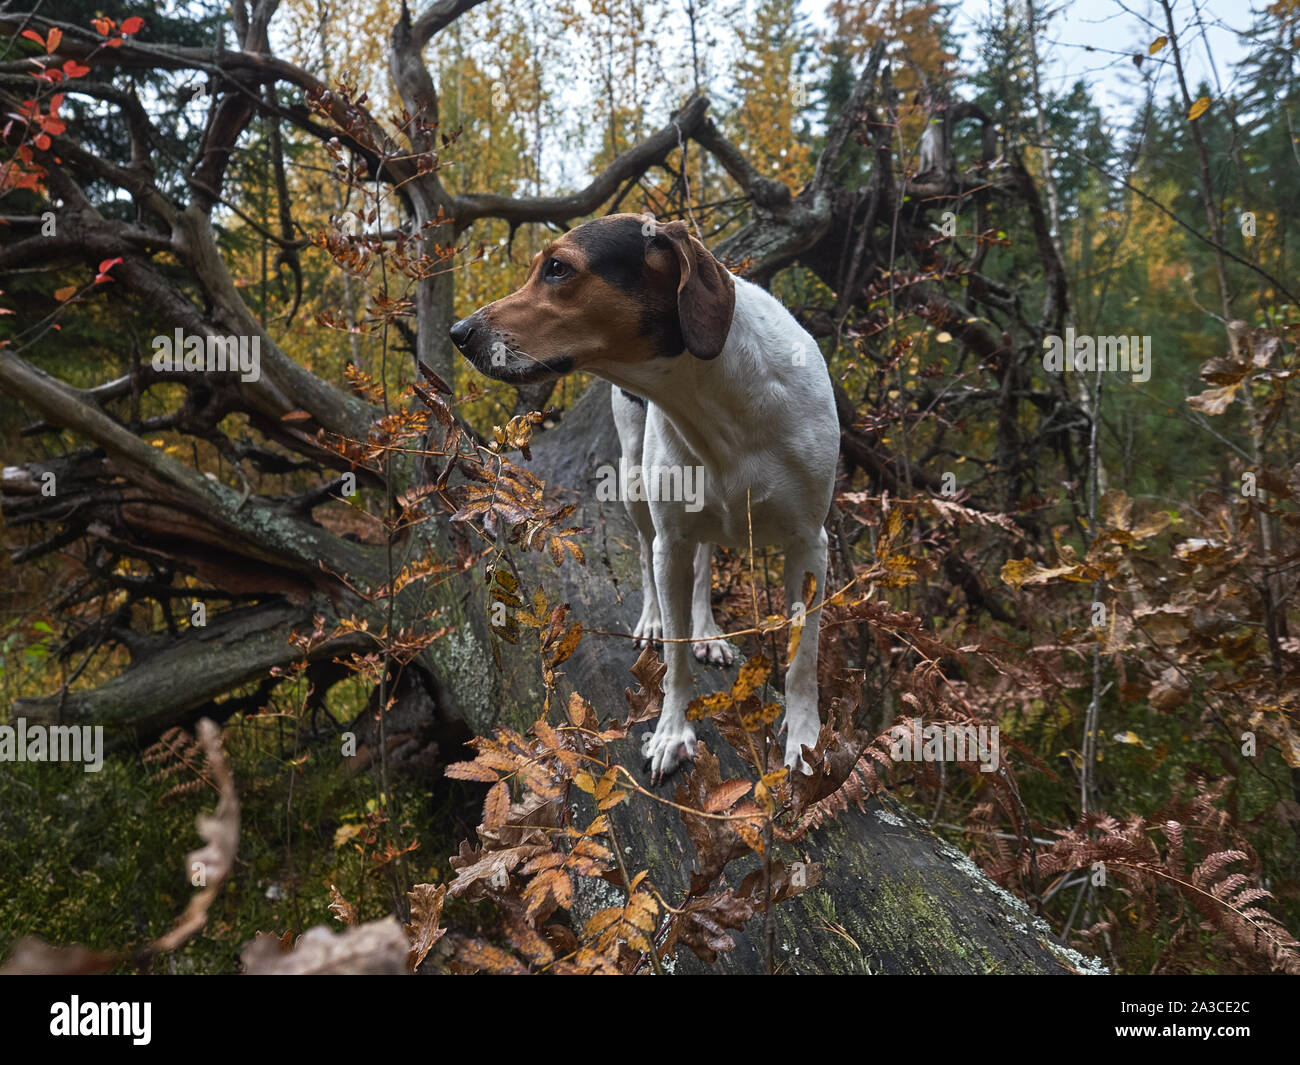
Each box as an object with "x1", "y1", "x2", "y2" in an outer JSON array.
[{"x1": 656, "y1": 221, "x2": 735, "y2": 360}]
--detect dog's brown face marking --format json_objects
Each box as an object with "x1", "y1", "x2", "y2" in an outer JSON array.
[{"x1": 449, "y1": 214, "x2": 733, "y2": 385}]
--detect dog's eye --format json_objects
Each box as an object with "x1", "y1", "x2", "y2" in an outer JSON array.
[{"x1": 542, "y1": 257, "x2": 571, "y2": 283}]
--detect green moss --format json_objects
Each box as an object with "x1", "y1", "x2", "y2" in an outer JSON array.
[{"x1": 0, "y1": 694, "x2": 480, "y2": 973}]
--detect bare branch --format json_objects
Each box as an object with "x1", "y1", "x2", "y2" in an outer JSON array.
[
  {"x1": 452, "y1": 95, "x2": 713, "y2": 228},
  {"x1": 410, "y1": 0, "x2": 493, "y2": 45}
]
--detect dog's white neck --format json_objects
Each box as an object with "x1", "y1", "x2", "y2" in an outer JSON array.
[{"x1": 591, "y1": 278, "x2": 805, "y2": 476}]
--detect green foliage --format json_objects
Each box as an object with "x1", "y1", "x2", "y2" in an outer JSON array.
[{"x1": 3, "y1": 0, "x2": 1299, "y2": 976}]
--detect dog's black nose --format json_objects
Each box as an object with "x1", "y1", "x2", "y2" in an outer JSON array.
[{"x1": 449, "y1": 316, "x2": 475, "y2": 349}]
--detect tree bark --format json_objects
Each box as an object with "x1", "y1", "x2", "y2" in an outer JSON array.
[{"x1": 466, "y1": 381, "x2": 1103, "y2": 974}]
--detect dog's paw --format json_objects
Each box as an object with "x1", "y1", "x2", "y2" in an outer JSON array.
[
  {"x1": 691, "y1": 622, "x2": 735, "y2": 666},
  {"x1": 641, "y1": 718, "x2": 697, "y2": 783},
  {"x1": 632, "y1": 608, "x2": 663, "y2": 648},
  {"x1": 780, "y1": 710, "x2": 821, "y2": 775}
]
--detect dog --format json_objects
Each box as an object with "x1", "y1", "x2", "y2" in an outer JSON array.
[{"x1": 449, "y1": 214, "x2": 838, "y2": 779}]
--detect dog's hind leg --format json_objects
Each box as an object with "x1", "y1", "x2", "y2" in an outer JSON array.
[
  {"x1": 690, "y1": 542, "x2": 734, "y2": 666},
  {"x1": 780, "y1": 529, "x2": 828, "y2": 773},
  {"x1": 612, "y1": 388, "x2": 661, "y2": 646}
]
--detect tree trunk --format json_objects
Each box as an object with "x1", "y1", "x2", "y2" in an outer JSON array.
[{"x1": 471, "y1": 381, "x2": 1104, "y2": 974}]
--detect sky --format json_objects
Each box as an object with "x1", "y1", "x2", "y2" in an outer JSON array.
[
  {"x1": 813, "y1": 0, "x2": 1258, "y2": 114},
  {"x1": 981, "y1": 0, "x2": 1250, "y2": 108}
]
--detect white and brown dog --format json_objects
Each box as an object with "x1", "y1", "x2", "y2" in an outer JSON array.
[{"x1": 450, "y1": 214, "x2": 838, "y2": 779}]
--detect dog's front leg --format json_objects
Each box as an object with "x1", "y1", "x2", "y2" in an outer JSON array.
[
  {"x1": 627, "y1": 504, "x2": 662, "y2": 647},
  {"x1": 781, "y1": 529, "x2": 828, "y2": 773},
  {"x1": 641, "y1": 531, "x2": 697, "y2": 782},
  {"x1": 612, "y1": 390, "x2": 662, "y2": 647}
]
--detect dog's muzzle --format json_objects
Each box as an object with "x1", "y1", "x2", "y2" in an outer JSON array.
[
  {"x1": 448, "y1": 314, "x2": 477, "y2": 351},
  {"x1": 448, "y1": 311, "x2": 499, "y2": 376},
  {"x1": 449, "y1": 312, "x2": 574, "y2": 384}
]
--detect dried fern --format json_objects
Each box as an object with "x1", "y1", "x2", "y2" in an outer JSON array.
[{"x1": 142, "y1": 727, "x2": 208, "y2": 803}]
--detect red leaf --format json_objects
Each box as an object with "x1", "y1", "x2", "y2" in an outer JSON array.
[
  {"x1": 91, "y1": 17, "x2": 114, "y2": 36},
  {"x1": 61, "y1": 60, "x2": 89, "y2": 78},
  {"x1": 21, "y1": 30, "x2": 44, "y2": 47},
  {"x1": 120, "y1": 17, "x2": 145, "y2": 35},
  {"x1": 104, "y1": 37, "x2": 124, "y2": 48},
  {"x1": 46, "y1": 27, "x2": 62, "y2": 53},
  {"x1": 33, "y1": 133, "x2": 50, "y2": 150},
  {"x1": 94, "y1": 256, "x2": 123, "y2": 284},
  {"x1": 49, "y1": 94, "x2": 65, "y2": 116}
]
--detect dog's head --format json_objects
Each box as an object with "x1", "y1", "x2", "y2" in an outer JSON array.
[{"x1": 449, "y1": 214, "x2": 736, "y2": 384}]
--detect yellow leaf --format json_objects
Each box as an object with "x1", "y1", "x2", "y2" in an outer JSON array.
[
  {"x1": 628, "y1": 891, "x2": 658, "y2": 918},
  {"x1": 786, "y1": 622, "x2": 803, "y2": 663},
  {"x1": 1058, "y1": 748, "x2": 1083, "y2": 770},
  {"x1": 885, "y1": 507, "x2": 905, "y2": 543},
  {"x1": 739, "y1": 701, "x2": 782, "y2": 729},
  {"x1": 333, "y1": 823, "x2": 365, "y2": 848},
  {"x1": 1187, "y1": 96, "x2": 1210, "y2": 121},
  {"x1": 584, "y1": 907, "x2": 623, "y2": 937},
  {"x1": 1001, "y1": 557, "x2": 1096, "y2": 589},
  {"x1": 549, "y1": 621, "x2": 583, "y2": 666},
  {"x1": 1148, "y1": 35, "x2": 1167, "y2": 54},
  {"x1": 687, "y1": 690, "x2": 733, "y2": 721},
  {"x1": 566, "y1": 691, "x2": 594, "y2": 728},
  {"x1": 935, "y1": 331, "x2": 952, "y2": 343},
  {"x1": 53, "y1": 285, "x2": 77, "y2": 302},
  {"x1": 731, "y1": 654, "x2": 771, "y2": 701},
  {"x1": 736, "y1": 820, "x2": 765, "y2": 855}
]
